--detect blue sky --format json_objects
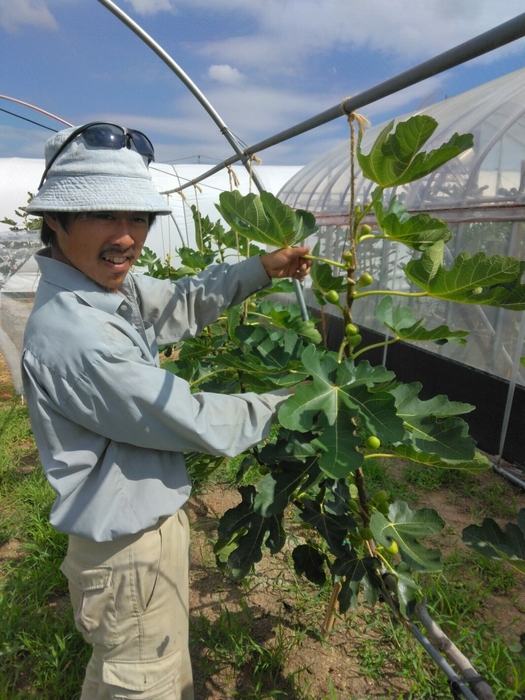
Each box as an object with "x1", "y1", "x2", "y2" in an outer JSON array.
[{"x1": 1, "y1": 0, "x2": 525, "y2": 166}]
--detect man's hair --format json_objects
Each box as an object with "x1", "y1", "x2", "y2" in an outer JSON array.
[{"x1": 41, "y1": 213, "x2": 157, "y2": 246}]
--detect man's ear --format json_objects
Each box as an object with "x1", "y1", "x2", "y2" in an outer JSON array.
[{"x1": 43, "y1": 213, "x2": 60, "y2": 233}]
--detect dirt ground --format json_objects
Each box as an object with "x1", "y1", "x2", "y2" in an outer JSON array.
[
  {"x1": 187, "y1": 474, "x2": 525, "y2": 700},
  {"x1": 1, "y1": 354, "x2": 525, "y2": 699}
]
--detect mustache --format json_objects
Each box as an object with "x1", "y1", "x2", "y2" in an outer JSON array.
[{"x1": 99, "y1": 247, "x2": 136, "y2": 260}]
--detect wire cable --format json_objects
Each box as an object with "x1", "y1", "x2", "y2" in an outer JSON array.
[{"x1": 0, "y1": 107, "x2": 59, "y2": 132}]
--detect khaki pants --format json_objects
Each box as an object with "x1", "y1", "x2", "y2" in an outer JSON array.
[{"x1": 61, "y1": 510, "x2": 193, "y2": 700}]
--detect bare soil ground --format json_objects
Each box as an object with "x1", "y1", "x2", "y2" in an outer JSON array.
[
  {"x1": 1, "y1": 353, "x2": 524, "y2": 699},
  {"x1": 187, "y1": 474, "x2": 525, "y2": 700}
]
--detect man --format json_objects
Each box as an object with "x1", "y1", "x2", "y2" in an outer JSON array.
[{"x1": 23, "y1": 122, "x2": 311, "y2": 700}]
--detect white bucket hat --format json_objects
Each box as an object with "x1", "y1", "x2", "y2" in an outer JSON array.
[{"x1": 26, "y1": 123, "x2": 173, "y2": 216}]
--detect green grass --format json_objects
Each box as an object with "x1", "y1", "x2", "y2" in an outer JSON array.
[
  {"x1": 344, "y1": 548, "x2": 525, "y2": 700},
  {"x1": 191, "y1": 599, "x2": 311, "y2": 699},
  {"x1": 401, "y1": 459, "x2": 520, "y2": 519},
  {"x1": 0, "y1": 401, "x2": 89, "y2": 699}
]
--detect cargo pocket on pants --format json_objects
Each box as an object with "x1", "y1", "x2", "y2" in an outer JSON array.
[
  {"x1": 60, "y1": 556, "x2": 119, "y2": 647},
  {"x1": 102, "y1": 649, "x2": 180, "y2": 699}
]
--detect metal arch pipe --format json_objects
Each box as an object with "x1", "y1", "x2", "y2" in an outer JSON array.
[
  {"x1": 0, "y1": 94, "x2": 73, "y2": 128},
  {"x1": 95, "y1": 0, "x2": 266, "y2": 193},
  {"x1": 163, "y1": 11, "x2": 525, "y2": 196},
  {"x1": 96, "y1": 0, "x2": 309, "y2": 320}
]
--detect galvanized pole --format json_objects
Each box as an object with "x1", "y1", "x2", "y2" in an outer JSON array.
[{"x1": 96, "y1": 0, "x2": 263, "y2": 190}]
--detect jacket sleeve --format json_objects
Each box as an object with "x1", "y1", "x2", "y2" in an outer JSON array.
[
  {"x1": 22, "y1": 330, "x2": 289, "y2": 459},
  {"x1": 133, "y1": 256, "x2": 271, "y2": 345}
]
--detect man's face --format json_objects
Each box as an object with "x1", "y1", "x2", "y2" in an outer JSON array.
[{"x1": 45, "y1": 212, "x2": 149, "y2": 292}]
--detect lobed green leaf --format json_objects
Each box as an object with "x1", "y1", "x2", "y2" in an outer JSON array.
[
  {"x1": 462, "y1": 509, "x2": 525, "y2": 574},
  {"x1": 216, "y1": 189, "x2": 317, "y2": 248},
  {"x1": 405, "y1": 241, "x2": 525, "y2": 309},
  {"x1": 390, "y1": 381, "x2": 476, "y2": 459},
  {"x1": 215, "y1": 485, "x2": 286, "y2": 579},
  {"x1": 376, "y1": 296, "x2": 468, "y2": 345},
  {"x1": 375, "y1": 198, "x2": 452, "y2": 251},
  {"x1": 357, "y1": 116, "x2": 473, "y2": 188},
  {"x1": 394, "y1": 445, "x2": 491, "y2": 473},
  {"x1": 370, "y1": 502, "x2": 444, "y2": 572},
  {"x1": 292, "y1": 544, "x2": 327, "y2": 586}
]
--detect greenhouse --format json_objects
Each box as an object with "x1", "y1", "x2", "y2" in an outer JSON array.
[{"x1": 279, "y1": 66, "x2": 525, "y2": 467}]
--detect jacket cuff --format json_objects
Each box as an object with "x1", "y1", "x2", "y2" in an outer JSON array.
[{"x1": 234, "y1": 255, "x2": 272, "y2": 295}]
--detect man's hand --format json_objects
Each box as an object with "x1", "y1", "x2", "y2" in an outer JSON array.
[{"x1": 260, "y1": 247, "x2": 312, "y2": 282}]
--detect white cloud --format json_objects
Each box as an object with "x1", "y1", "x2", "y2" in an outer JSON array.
[
  {"x1": 183, "y1": 0, "x2": 525, "y2": 76},
  {"x1": 96, "y1": 70, "x2": 448, "y2": 167},
  {"x1": 0, "y1": 0, "x2": 58, "y2": 32},
  {"x1": 3, "y1": 0, "x2": 524, "y2": 167},
  {"x1": 207, "y1": 64, "x2": 245, "y2": 85},
  {"x1": 123, "y1": 0, "x2": 174, "y2": 15}
]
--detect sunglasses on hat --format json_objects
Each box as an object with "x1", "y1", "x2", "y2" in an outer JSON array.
[{"x1": 38, "y1": 122, "x2": 155, "y2": 189}]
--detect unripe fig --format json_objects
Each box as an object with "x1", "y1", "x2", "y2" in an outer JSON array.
[
  {"x1": 325, "y1": 290, "x2": 340, "y2": 304},
  {"x1": 366, "y1": 436, "x2": 381, "y2": 450},
  {"x1": 376, "y1": 502, "x2": 389, "y2": 516},
  {"x1": 359, "y1": 224, "x2": 372, "y2": 237},
  {"x1": 347, "y1": 333, "x2": 362, "y2": 348},
  {"x1": 347, "y1": 499, "x2": 360, "y2": 514},
  {"x1": 360, "y1": 527, "x2": 374, "y2": 542},
  {"x1": 342, "y1": 251, "x2": 353, "y2": 263},
  {"x1": 345, "y1": 323, "x2": 359, "y2": 337},
  {"x1": 357, "y1": 272, "x2": 374, "y2": 288},
  {"x1": 385, "y1": 540, "x2": 399, "y2": 555},
  {"x1": 373, "y1": 489, "x2": 388, "y2": 503}
]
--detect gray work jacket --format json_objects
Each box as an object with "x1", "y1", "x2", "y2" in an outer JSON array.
[{"x1": 22, "y1": 250, "x2": 289, "y2": 541}]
